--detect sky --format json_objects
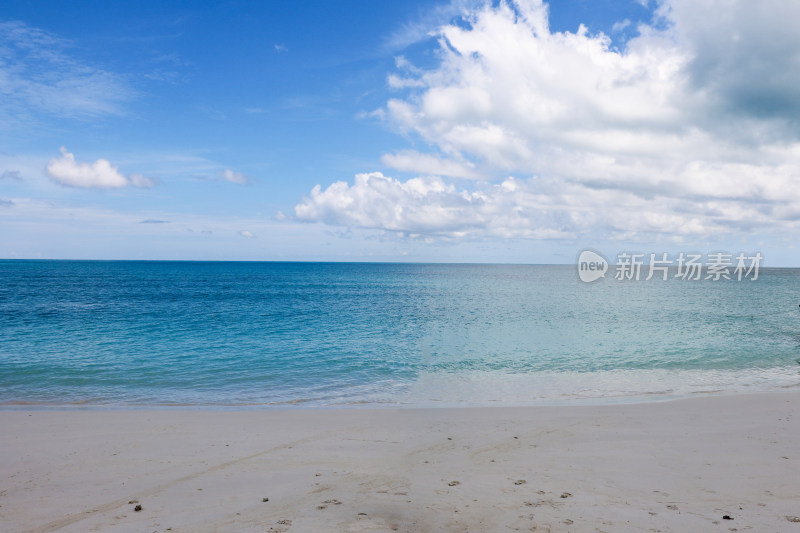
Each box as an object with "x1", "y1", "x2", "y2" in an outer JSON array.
[{"x1": 2, "y1": 0, "x2": 800, "y2": 264}]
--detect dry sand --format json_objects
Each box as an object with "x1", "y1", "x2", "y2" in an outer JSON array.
[{"x1": 1, "y1": 392, "x2": 799, "y2": 532}]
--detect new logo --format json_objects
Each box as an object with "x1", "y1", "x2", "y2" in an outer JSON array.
[{"x1": 577, "y1": 250, "x2": 608, "y2": 283}]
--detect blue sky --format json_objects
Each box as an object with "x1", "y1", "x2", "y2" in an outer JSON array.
[{"x1": 2, "y1": 0, "x2": 800, "y2": 264}]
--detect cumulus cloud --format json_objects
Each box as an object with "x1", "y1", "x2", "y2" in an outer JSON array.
[
  {"x1": 221, "y1": 168, "x2": 249, "y2": 184},
  {"x1": 384, "y1": 0, "x2": 689, "y2": 171},
  {"x1": 46, "y1": 147, "x2": 154, "y2": 189},
  {"x1": 297, "y1": 0, "x2": 800, "y2": 242},
  {"x1": 238, "y1": 230, "x2": 256, "y2": 238},
  {"x1": 295, "y1": 171, "x2": 788, "y2": 240},
  {"x1": 295, "y1": 172, "x2": 572, "y2": 238}
]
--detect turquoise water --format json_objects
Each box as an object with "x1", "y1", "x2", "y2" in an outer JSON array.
[{"x1": 1, "y1": 260, "x2": 799, "y2": 407}]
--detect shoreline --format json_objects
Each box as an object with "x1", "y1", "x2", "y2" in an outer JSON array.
[
  {"x1": 2, "y1": 392, "x2": 800, "y2": 532},
  {"x1": 2, "y1": 382, "x2": 799, "y2": 411}
]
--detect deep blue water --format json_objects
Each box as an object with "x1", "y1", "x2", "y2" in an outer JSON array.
[{"x1": 1, "y1": 260, "x2": 799, "y2": 407}]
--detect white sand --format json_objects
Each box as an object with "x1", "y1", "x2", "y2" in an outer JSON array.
[{"x1": 1, "y1": 392, "x2": 799, "y2": 532}]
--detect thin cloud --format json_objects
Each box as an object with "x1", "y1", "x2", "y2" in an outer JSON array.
[
  {"x1": 611, "y1": 19, "x2": 631, "y2": 32},
  {"x1": 0, "y1": 20, "x2": 133, "y2": 126},
  {"x1": 238, "y1": 230, "x2": 256, "y2": 238},
  {"x1": 383, "y1": 0, "x2": 482, "y2": 52},
  {"x1": 1, "y1": 170, "x2": 22, "y2": 180},
  {"x1": 381, "y1": 150, "x2": 484, "y2": 179},
  {"x1": 220, "y1": 168, "x2": 249, "y2": 184}
]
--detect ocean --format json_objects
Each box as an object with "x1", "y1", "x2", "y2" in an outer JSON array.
[{"x1": 1, "y1": 260, "x2": 799, "y2": 408}]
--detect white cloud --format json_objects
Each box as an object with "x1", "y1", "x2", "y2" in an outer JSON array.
[
  {"x1": 297, "y1": 0, "x2": 800, "y2": 243},
  {"x1": 384, "y1": 0, "x2": 689, "y2": 170},
  {"x1": 295, "y1": 172, "x2": 573, "y2": 238},
  {"x1": 221, "y1": 168, "x2": 249, "y2": 184},
  {"x1": 46, "y1": 147, "x2": 154, "y2": 189},
  {"x1": 294, "y1": 171, "x2": 800, "y2": 241},
  {"x1": 238, "y1": 230, "x2": 256, "y2": 238}
]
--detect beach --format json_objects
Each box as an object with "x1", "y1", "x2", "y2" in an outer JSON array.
[
  {"x1": 2, "y1": 392, "x2": 799, "y2": 532},
  {"x1": 5, "y1": 0, "x2": 800, "y2": 530}
]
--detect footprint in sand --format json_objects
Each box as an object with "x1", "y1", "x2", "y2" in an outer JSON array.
[
  {"x1": 271, "y1": 519, "x2": 292, "y2": 532},
  {"x1": 322, "y1": 499, "x2": 343, "y2": 506}
]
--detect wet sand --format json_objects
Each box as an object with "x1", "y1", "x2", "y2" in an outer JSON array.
[{"x1": 1, "y1": 392, "x2": 799, "y2": 532}]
